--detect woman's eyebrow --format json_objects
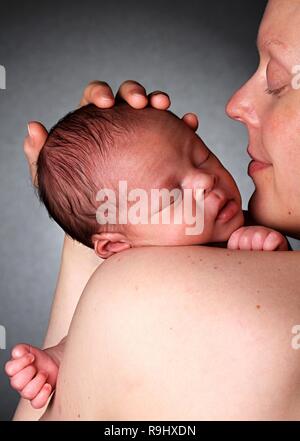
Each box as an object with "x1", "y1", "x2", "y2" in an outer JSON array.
[
  {"x1": 257, "y1": 38, "x2": 285, "y2": 52},
  {"x1": 258, "y1": 38, "x2": 292, "y2": 73}
]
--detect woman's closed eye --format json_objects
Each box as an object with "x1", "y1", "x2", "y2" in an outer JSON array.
[{"x1": 265, "y1": 85, "x2": 287, "y2": 96}]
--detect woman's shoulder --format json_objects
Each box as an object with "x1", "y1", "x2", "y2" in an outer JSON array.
[
  {"x1": 62, "y1": 246, "x2": 300, "y2": 420},
  {"x1": 83, "y1": 245, "x2": 300, "y2": 329},
  {"x1": 88, "y1": 245, "x2": 300, "y2": 297}
]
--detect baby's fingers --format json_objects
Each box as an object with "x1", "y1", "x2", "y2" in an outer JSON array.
[
  {"x1": 30, "y1": 383, "x2": 52, "y2": 409},
  {"x1": 11, "y1": 343, "x2": 31, "y2": 359},
  {"x1": 5, "y1": 353, "x2": 35, "y2": 377},
  {"x1": 227, "y1": 227, "x2": 246, "y2": 249},
  {"x1": 21, "y1": 371, "x2": 48, "y2": 401},
  {"x1": 263, "y1": 232, "x2": 287, "y2": 251},
  {"x1": 9, "y1": 365, "x2": 36, "y2": 391}
]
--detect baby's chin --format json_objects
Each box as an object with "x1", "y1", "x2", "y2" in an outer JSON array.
[{"x1": 209, "y1": 209, "x2": 245, "y2": 243}]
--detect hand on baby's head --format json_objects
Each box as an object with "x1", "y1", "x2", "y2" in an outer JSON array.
[
  {"x1": 5, "y1": 343, "x2": 59, "y2": 409},
  {"x1": 37, "y1": 103, "x2": 245, "y2": 254}
]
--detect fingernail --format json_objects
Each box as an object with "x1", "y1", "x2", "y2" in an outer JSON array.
[
  {"x1": 27, "y1": 123, "x2": 32, "y2": 138},
  {"x1": 28, "y1": 354, "x2": 35, "y2": 363}
]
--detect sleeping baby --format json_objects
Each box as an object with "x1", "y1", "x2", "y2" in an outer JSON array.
[{"x1": 5, "y1": 103, "x2": 288, "y2": 409}]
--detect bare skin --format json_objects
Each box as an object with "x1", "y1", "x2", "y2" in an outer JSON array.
[
  {"x1": 13, "y1": 0, "x2": 300, "y2": 421},
  {"x1": 42, "y1": 246, "x2": 300, "y2": 421},
  {"x1": 13, "y1": 81, "x2": 188, "y2": 420}
]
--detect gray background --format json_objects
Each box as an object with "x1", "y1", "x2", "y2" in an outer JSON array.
[{"x1": 0, "y1": 0, "x2": 298, "y2": 421}]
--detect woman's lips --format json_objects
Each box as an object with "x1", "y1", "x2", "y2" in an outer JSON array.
[
  {"x1": 247, "y1": 146, "x2": 272, "y2": 177},
  {"x1": 247, "y1": 160, "x2": 272, "y2": 176},
  {"x1": 216, "y1": 199, "x2": 240, "y2": 223}
]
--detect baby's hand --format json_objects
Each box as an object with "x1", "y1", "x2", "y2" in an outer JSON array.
[
  {"x1": 5, "y1": 343, "x2": 59, "y2": 409},
  {"x1": 227, "y1": 226, "x2": 288, "y2": 251}
]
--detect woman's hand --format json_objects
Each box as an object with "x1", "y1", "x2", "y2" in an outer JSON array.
[{"x1": 24, "y1": 80, "x2": 199, "y2": 186}]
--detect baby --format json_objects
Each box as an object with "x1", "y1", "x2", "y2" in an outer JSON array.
[{"x1": 5, "y1": 103, "x2": 289, "y2": 409}]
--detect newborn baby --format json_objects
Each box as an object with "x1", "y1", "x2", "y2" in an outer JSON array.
[{"x1": 5, "y1": 103, "x2": 288, "y2": 409}]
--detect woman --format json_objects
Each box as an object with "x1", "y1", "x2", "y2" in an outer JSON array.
[{"x1": 15, "y1": 0, "x2": 300, "y2": 420}]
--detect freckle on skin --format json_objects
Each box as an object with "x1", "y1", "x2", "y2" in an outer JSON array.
[
  {"x1": 256, "y1": 305, "x2": 261, "y2": 310},
  {"x1": 256, "y1": 290, "x2": 260, "y2": 294},
  {"x1": 77, "y1": 413, "x2": 80, "y2": 418},
  {"x1": 288, "y1": 211, "x2": 291, "y2": 215},
  {"x1": 238, "y1": 261, "x2": 242, "y2": 265},
  {"x1": 226, "y1": 252, "x2": 230, "y2": 256},
  {"x1": 135, "y1": 285, "x2": 139, "y2": 290},
  {"x1": 169, "y1": 327, "x2": 173, "y2": 330},
  {"x1": 213, "y1": 266, "x2": 218, "y2": 270}
]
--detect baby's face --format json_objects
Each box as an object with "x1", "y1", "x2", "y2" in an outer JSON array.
[{"x1": 100, "y1": 109, "x2": 244, "y2": 246}]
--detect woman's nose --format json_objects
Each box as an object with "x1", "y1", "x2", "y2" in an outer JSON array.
[{"x1": 226, "y1": 80, "x2": 260, "y2": 128}]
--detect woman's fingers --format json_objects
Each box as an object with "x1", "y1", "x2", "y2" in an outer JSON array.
[
  {"x1": 147, "y1": 91, "x2": 171, "y2": 110},
  {"x1": 181, "y1": 113, "x2": 199, "y2": 132},
  {"x1": 5, "y1": 353, "x2": 35, "y2": 377},
  {"x1": 115, "y1": 80, "x2": 148, "y2": 108},
  {"x1": 79, "y1": 81, "x2": 114, "y2": 107},
  {"x1": 30, "y1": 383, "x2": 52, "y2": 409},
  {"x1": 79, "y1": 80, "x2": 172, "y2": 112},
  {"x1": 24, "y1": 122, "x2": 48, "y2": 187}
]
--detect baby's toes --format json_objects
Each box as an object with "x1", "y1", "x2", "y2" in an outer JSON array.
[
  {"x1": 30, "y1": 383, "x2": 52, "y2": 409},
  {"x1": 20, "y1": 371, "x2": 49, "y2": 401},
  {"x1": 5, "y1": 353, "x2": 35, "y2": 377}
]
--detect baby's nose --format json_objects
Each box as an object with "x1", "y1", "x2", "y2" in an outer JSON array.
[{"x1": 182, "y1": 172, "x2": 217, "y2": 200}]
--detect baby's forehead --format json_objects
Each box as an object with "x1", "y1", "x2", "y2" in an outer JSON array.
[{"x1": 134, "y1": 108, "x2": 192, "y2": 144}]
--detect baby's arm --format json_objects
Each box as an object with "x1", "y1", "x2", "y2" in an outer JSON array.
[
  {"x1": 227, "y1": 226, "x2": 289, "y2": 251},
  {"x1": 5, "y1": 337, "x2": 66, "y2": 409}
]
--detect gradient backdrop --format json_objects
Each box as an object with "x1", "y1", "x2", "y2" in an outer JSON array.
[{"x1": 1, "y1": 0, "x2": 298, "y2": 421}]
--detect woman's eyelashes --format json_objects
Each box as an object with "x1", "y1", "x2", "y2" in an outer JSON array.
[
  {"x1": 265, "y1": 59, "x2": 290, "y2": 97},
  {"x1": 265, "y1": 85, "x2": 287, "y2": 96}
]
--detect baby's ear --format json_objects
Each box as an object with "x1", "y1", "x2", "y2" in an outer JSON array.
[{"x1": 92, "y1": 232, "x2": 131, "y2": 259}]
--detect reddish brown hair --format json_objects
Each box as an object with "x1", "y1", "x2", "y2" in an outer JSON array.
[{"x1": 37, "y1": 103, "x2": 137, "y2": 248}]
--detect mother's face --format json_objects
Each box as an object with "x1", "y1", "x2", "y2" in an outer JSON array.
[{"x1": 226, "y1": 0, "x2": 300, "y2": 238}]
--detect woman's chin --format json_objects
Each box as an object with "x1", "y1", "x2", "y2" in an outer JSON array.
[{"x1": 249, "y1": 192, "x2": 300, "y2": 238}]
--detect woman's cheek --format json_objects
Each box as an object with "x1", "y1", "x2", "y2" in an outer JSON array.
[
  {"x1": 263, "y1": 99, "x2": 300, "y2": 212},
  {"x1": 262, "y1": 98, "x2": 299, "y2": 164}
]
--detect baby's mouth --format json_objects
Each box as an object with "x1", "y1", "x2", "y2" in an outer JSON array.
[{"x1": 215, "y1": 199, "x2": 240, "y2": 223}]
